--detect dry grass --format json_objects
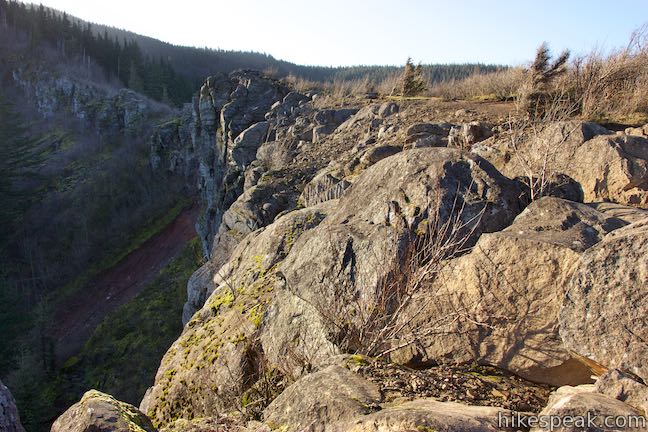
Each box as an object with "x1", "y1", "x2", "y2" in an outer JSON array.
[
  {"x1": 569, "y1": 25, "x2": 648, "y2": 123},
  {"x1": 429, "y1": 25, "x2": 648, "y2": 124},
  {"x1": 279, "y1": 24, "x2": 648, "y2": 125},
  {"x1": 429, "y1": 68, "x2": 524, "y2": 102}
]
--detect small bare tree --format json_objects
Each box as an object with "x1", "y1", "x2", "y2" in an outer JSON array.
[
  {"x1": 506, "y1": 91, "x2": 581, "y2": 201},
  {"x1": 284, "y1": 188, "x2": 486, "y2": 362}
]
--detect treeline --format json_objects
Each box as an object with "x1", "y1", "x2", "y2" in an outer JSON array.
[
  {"x1": 298, "y1": 63, "x2": 505, "y2": 84},
  {"x1": 0, "y1": 1, "x2": 506, "y2": 106},
  {"x1": 0, "y1": 0, "x2": 194, "y2": 105}
]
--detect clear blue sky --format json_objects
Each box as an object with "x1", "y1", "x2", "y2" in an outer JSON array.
[{"x1": 27, "y1": 0, "x2": 648, "y2": 66}]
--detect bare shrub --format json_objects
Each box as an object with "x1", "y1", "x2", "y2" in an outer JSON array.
[
  {"x1": 429, "y1": 67, "x2": 524, "y2": 101},
  {"x1": 375, "y1": 70, "x2": 402, "y2": 96},
  {"x1": 572, "y1": 24, "x2": 648, "y2": 122},
  {"x1": 506, "y1": 92, "x2": 581, "y2": 201},
  {"x1": 285, "y1": 190, "x2": 485, "y2": 362}
]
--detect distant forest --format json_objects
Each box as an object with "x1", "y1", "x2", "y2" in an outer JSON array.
[{"x1": 0, "y1": 0, "x2": 505, "y2": 105}]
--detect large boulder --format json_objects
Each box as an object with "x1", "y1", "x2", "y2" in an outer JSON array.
[
  {"x1": 146, "y1": 204, "x2": 335, "y2": 428},
  {"x1": 530, "y1": 385, "x2": 646, "y2": 432},
  {"x1": 562, "y1": 135, "x2": 648, "y2": 206},
  {"x1": 0, "y1": 380, "x2": 24, "y2": 432},
  {"x1": 345, "y1": 399, "x2": 522, "y2": 432},
  {"x1": 391, "y1": 197, "x2": 627, "y2": 386},
  {"x1": 473, "y1": 121, "x2": 648, "y2": 207},
  {"x1": 51, "y1": 390, "x2": 155, "y2": 432},
  {"x1": 273, "y1": 148, "x2": 523, "y2": 371},
  {"x1": 263, "y1": 365, "x2": 382, "y2": 432},
  {"x1": 471, "y1": 121, "x2": 610, "y2": 176},
  {"x1": 560, "y1": 219, "x2": 648, "y2": 382}
]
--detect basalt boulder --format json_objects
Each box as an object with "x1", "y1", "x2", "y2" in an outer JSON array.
[
  {"x1": 52, "y1": 390, "x2": 155, "y2": 432},
  {"x1": 560, "y1": 219, "x2": 648, "y2": 382},
  {"x1": 390, "y1": 197, "x2": 628, "y2": 386}
]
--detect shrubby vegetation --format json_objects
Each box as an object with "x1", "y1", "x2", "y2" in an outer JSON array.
[
  {"x1": 428, "y1": 26, "x2": 648, "y2": 124},
  {"x1": 6, "y1": 239, "x2": 202, "y2": 432}
]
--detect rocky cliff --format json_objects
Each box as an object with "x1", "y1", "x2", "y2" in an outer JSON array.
[
  {"x1": 11, "y1": 65, "x2": 170, "y2": 136},
  {"x1": 53, "y1": 72, "x2": 648, "y2": 432}
]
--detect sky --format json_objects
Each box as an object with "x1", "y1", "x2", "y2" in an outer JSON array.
[{"x1": 24, "y1": 0, "x2": 648, "y2": 66}]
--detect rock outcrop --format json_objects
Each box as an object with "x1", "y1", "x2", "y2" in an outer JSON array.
[
  {"x1": 52, "y1": 390, "x2": 155, "y2": 432},
  {"x1": 57, "y1": 82, "x2": 648, "y2": 432},
  {"x1": 274, "y1": 148, "x2": 522, "y2": 371},
  {"x1": 531, "y1": 385, "x2": 646, "y2": 432},
  {"x1": 13, "y1": 67, "x2": 168, "y2": 136},
  {"x1": 390, "y1": 197, "x2": 626, "y2": 386},
  {"x1": 473, "y1": 121, "x2": 648, "y2": 207},
  {"x1": 192, "y1": 71, "x2": 290, "y2": 257},
  {"x1": 0, "y1": 380, "x2": 25, "y2": 432},
  {"x1": 146, "y1": 203, "x2": 335, "y2": 426},
  {"x1": 560, "y1": 219, "x2": 648, "y2": 382},
  {"x1": 146, "y1": 147, "x2": 523, "y2": 428}
]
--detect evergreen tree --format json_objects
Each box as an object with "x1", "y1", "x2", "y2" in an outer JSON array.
[
  {"x1": 127, "y1": 61, "x2": 144, "y2": 92},
  {"x1": 398, "y1": 57, "x2": 427, "y2": 96}
]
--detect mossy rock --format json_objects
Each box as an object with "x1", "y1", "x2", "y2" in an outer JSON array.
[{"x1": 51, "y1": 390, "x2": 156, "y2": 432}]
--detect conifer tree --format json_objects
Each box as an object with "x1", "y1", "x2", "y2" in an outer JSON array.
[{"x1": 400, "y1": 57, "x2": 427, "y2": 96}]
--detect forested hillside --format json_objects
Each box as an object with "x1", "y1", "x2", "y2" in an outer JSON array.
[
  {"x1": 0, "y1": 0, "x2": 504, "y2": 106},
  {"x1": 0, "y1": 8, "x2": 197, "y2": 429}
]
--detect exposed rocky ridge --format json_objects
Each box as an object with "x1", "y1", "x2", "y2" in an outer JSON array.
[
  {"x1": 12, "y1": 66, "x2": 170, "y2": 136},
  {"x1": 53, "y1": 83, "x2": 648, "y2": 431}
]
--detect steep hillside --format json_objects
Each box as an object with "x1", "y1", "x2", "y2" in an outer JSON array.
[
  {"x1": 49, "y1": 71, "x2": 648, "y2": 432},
  {"x1": 0, "y1": 11, "x2": 199, "y2": 432}
]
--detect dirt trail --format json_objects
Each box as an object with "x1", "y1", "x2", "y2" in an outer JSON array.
[{"x1": 51, "y1": 204, "x2": 200, "y2": 362}]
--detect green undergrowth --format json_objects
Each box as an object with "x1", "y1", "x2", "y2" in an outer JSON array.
[
  {"x1": 52, "y1": 198, "x2": 192, "y2": 311},
  {"x1": 62, "y1": 237, "x2": 203, "y2": 407},
  {"x1": 9, "y1": 237, "x2": 202, "y2": 432}
]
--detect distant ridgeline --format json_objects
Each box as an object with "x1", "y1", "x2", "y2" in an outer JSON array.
[{"x1": 0, "y1": 0, "x2": 504, "y2": 106}]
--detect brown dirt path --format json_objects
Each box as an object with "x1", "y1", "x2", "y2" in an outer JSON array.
[{"x1": 50, "y1": 204, "x2": 200, "y2": 362}]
